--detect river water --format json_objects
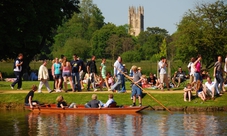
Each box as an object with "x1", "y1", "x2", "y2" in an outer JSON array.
[{"x1": 0, "y1": 110, "x2": 227, "y2": 136}]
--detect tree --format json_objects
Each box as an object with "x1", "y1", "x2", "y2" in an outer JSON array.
[
  {"x1": 137, "y1": 27, "x2": 169, "y2": 60},
  {"x1": 52, "y1": 0, "x2": 105, "y2": 59},
  {"x1": 106, "y1": 34, "x2": 122, "y2": 61},
  {"x1": 173, "y1": 1, "x2": 227, "y2": 68},
  {"x1": 153, "y1": 38, "x2": 167, "y2": 61},
  {"x1": 0, "y1": 0, "x2": 80, "y2": 65},
  {"x1": 91, "y1": 23, "x2": 133, "y2": 59}
]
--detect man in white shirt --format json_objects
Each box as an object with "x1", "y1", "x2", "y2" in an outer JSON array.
[
  {"x1": 111, "y1": 56, "x2": 125, "y2": 93},
  {"x1": 158, "y1": 56, "x2": 169, "y2": 91},
  {"x1": 38, "y1": 60, "x2": 52, "y2": 93},
  {"x1": 204, "y1": 76, "x2": 215, "y2": 99}
]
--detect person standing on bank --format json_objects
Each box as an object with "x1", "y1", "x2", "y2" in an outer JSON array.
[
  {"x1": 158, "y1": 56, "x2": 170, "y2": 91},
  {"x1": 71, "y1": 54, "x2": 82, "y2": 92},
  {"x1": 111, "y1": 56, "x2": 125, "y2": 93},
  {"x1": 52, "y1": 58, "x2": 62, "y2": 92},
  {"x1": 214, "y1": 56, "x2": 227, "y2": 95},
  {"x1": 38, "y1": 60, "x2": 52, "y2": 93},
  {"x1": 86, "y1": 55, "x2": 98, "y2": 91},
  {"x1": 100, "y1": 58, "x2": 111, "y2": 91},
  {"x1": 11, "y1": 53, "x2": 23, "y2": 90}
]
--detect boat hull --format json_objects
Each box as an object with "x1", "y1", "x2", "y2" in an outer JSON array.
[{"x1": 25, "y1": 104, "x2": 149, "y2": 114}]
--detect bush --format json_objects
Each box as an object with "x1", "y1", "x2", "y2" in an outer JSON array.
[{"x1": 121, "y1": 51, "x2": 142, "y2": 62}]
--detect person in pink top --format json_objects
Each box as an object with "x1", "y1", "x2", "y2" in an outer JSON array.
[
  {"x1": 62, "y1": 58, "x2": 75, "y2": 92},
  {"x1": 193, "y1": 54, "x2": 202, "y2": 82}
]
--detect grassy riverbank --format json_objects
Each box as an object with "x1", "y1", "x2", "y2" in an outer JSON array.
[{"x1": 1, "y1": 81, "x2": 227, "y2": 111}]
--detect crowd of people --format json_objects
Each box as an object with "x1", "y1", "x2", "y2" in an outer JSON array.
[
  {"x1": 9, "y1": 53, "x2": 227, "y2": 107},
  {"x1": 183, "y1": 55, "x2": 227, "y2": 102}
]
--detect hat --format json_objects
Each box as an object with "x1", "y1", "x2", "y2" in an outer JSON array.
[
  {"x1": 123, "y1": 64, "x2": 126, "y2": 67},
  {"x1": 138, "y1": 67, "x2": 141, "y2": 70}
]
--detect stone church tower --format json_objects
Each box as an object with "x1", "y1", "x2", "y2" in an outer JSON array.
[{"x1": 128, "y1": 6, "x2": 144, "y2": 36}]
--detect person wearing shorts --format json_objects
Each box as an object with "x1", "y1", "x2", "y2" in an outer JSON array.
[
  {"x1": 62, "y1": 58, "x2": 74, "y2": 92},
  {"x1": 52, "y1": 58, "x2": 62, "y2": 92},
  {"x1": 130, "y1": 65, "x2": 143, "y2": 107},
  {"x1": 158, "y1": 57, "x2": 169, "y2": 91}
]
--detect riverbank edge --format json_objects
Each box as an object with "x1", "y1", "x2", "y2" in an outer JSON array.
[{"x1": 1, "y1": 103, "x2": 227, "y2": 112}]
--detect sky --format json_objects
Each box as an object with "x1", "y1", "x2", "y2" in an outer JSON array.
[{"x1": 92, "y1": 0, "x2": 218, "y2": 34}]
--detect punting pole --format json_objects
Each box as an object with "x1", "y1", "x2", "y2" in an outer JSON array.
[{"x1": 114, "y1": 65, "x2": 172, "y2": 114}]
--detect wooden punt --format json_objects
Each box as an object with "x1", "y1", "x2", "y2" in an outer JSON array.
[{"x1": 24, "y1": 104, "x2": 149, "y2": 114}]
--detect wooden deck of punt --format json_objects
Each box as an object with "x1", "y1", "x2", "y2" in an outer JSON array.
[{"x1": 25, "y1": 104, "x2": 149, "y2": 114}]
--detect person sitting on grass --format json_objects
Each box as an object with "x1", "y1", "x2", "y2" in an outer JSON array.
[
  {"x1": 183, "y1": 83, "x2": 193, "y2": 102},
  {"x1": 196, "y1": 80, "x2": 206, "y2": 101},
  {"x1": 24, "y1": 85, "x2": 39, "y2": 108},
  {"x1": 204, "y1": 76, "x2": 215, "y2": 100},
  {"x1": 172, "y1": 67, "x2": 187, "y2": 88},
  {"x1": 141, "y1": 75, "x2": 154, "y2": 88},
  {"x1": 85, "y1": 94, "x2": 102, "y2": 108},
  {"x1": 147, "y1": 73, "x2": 159, "y2": 88},
  {"x1": 56, "y1": 95, "x2": 77, "y2": 108}
]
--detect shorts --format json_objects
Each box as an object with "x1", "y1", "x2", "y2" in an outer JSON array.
[
  {"x1": 55, "y1": 74, "x2": 62, "y2": 79},
  {"x1": 62, "y1": 72, "x2": 71, "y2": 77},
  {"x1": 189, "y1": 75, "x2": 195, "y2": 83},
  {"x1": 131, "y1": 85, "x2": 142, "y2": 97},
  {"x1": 175, "y1": 77, "x2": 185, "y2": 82},
  {"x1": 160, "y1": 74, "x2": 168, "y2": 84},
  {"x1": 80, "y1": 71, "x2": 85, "y2": 80}
]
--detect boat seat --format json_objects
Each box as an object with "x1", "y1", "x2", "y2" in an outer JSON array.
[{"x1": 108, "y1": 102, "x2": 117, "y2": 108}]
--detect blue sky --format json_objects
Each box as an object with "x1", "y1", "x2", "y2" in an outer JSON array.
[{"x1": 93, "y1": 0, "x2": 217, "y2": 34}]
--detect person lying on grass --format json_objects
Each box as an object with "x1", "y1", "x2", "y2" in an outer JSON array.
[
  {"x1": 24, "y1": 85, "x2": 39, "y2": 108},
  {"x1": 56, "y1": 95, "x2": 77, "y2": 108}
]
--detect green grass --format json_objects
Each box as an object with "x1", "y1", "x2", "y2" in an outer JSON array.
[{"x1": 1, "y1": 81, "x2": 227, "y2": 108}]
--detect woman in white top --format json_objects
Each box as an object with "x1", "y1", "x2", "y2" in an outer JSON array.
[{"x1": 189, "y1": 57, "x2": 196, "y2": 84}]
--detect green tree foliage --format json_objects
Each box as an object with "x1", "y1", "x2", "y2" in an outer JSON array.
[
  {"x1": 91, "y1": 23, "x2": 134, "y2": 59},
  {"x1": 121, "y1": 51, "x2": 141, "y2": 62},
  {"x1": 106, "y1": 34, "x2": 122, "y2": 61},
  {"x1": 0, "y1": 0, "x2": 80, "y2": 64},
  {"x1": 52, "y1": 0, "x2": 104, "y2": 60},
  {"x1": 153, "y1": 38, "x2": 167, "y2": 61},
  {"x1": 91, "y1": 23, "x2": 117, "y2": 58},
  {"x1": 137, "y1": 27, "x2": 169, "y2": 60},
  {"x1": 173, "y1": 1, "x2": 227, "y2": 68}
]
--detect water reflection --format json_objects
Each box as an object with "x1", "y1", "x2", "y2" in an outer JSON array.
[{"x1": 1, "y1": 110, "x2": 227, "y2": 136}]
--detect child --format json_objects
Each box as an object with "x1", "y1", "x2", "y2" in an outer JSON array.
[
  {"x1": 130, "y1": 65, "x2": 143, "y2": 107},
  {"x1": 196, "y1": 80, "x2": 206, "y2": 101},
  {"x1": 183, "y1": 83, "x2": 193, "y2": 102},
  {"x1": 24, "y1": 85, "x2": 39, "y2": 108},
  {"x1": 56, "y1": 95, "x2": 77, "y2": 108}
]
